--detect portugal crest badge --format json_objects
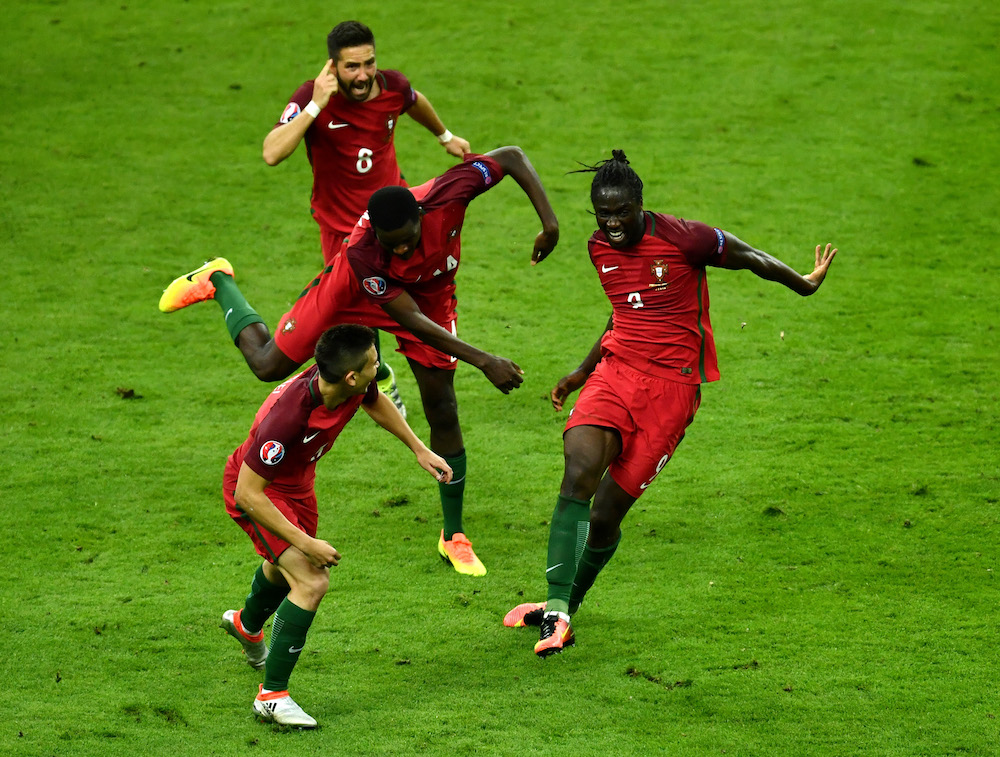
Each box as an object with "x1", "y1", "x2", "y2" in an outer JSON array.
[{"x1": 649, "y1": 259, "x2": 669, "y2": 290}]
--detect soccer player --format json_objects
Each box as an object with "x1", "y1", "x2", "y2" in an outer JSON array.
[
  {"x1": 262, "y1": 20, "x2": 472, "y2": 416},
  {"x1": 160, "y1": 146, "x2": 559, "y2": 577},
  {"x1": 219, "y1": 324, "x2": 451, "y2": 728},
  {"x1": 504, "y1": 150, "x2": 837, "y2": 657}
]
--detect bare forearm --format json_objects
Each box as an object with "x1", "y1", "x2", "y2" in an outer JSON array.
[
  {"x1": 235, "y1": 486, "x2": 312, "y2": 551},
  {"x1": 578, "y1": 315, "x2": 613, "y2": 375},
  {"x1": 406, "y1": 91, "x2": 446, "y2": 136},
  {"x1": 262, "y1": 119, "x2": 311, "y2": 166},
  {"x1": 387, "y1": 304, "x2": 490, "y2": 370},
  {"x1": 364, "y1": 393, "x2": 423, "y2": 451},
  {"x1": 488, "y1": 146, "x2": 559, "y2": 233},
  {"x1": 722, "y1": 232, "x2": 821, "y2": 295}
]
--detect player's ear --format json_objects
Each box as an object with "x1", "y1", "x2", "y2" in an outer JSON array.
[{"x1": 343, "y1": 370, "x2": 359, "y2": 388}]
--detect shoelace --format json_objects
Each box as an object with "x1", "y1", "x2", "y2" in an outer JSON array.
[{"x1": 539, "y1": 616, "x2": 558, "y2": 638}]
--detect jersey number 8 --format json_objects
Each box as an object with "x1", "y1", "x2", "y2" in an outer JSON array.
[{"x1": 356, "y1": 148, "x2": 374, "y2": 174}]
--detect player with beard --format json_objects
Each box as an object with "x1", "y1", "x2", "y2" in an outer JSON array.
[
  {"x1": 503, "y1": 150, "x2": 837, "y2": 657},
  {"x1": 262, "y1": 20, "x2": 472, "y2": 416}
]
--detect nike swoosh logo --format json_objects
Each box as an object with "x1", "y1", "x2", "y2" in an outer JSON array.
[
  {"x1": 602, "y1": 265, "x2": 619, "y2": 273},
  {"x1": 303, "y1": 431, "x2": 320, "y2": 443},
  {"x1": 546, "y1": 563, "x2": 564, "y2": 573},
  {"x1": 224, "y1": 307, "x2": 233, "y2": 321},
  {"x1": 289, "y1": 645, "x2": 304, "y2": 654},
  {"x1": 328, "y1": 123, "x2": 349, "y2": 130}
]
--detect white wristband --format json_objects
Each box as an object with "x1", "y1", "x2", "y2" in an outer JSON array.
[
  {"x1": 304, "y1": 100, "x2": 321, "y2": 118},
  {"x1": 437, "y1": 128, "x2": 453, "y2": 144}
]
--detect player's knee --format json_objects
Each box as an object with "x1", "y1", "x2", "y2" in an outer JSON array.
[
  {"x1": 587, "y1": 507, "x2": 621, "y2": 544},
  {"x1": 300, "y1": 571, "x2": 330, "y2": 603},
  {"x1": 422, "y1": 393, "x2": 459, "y2": 428},
  {"x1": 561, "y1": 457, "x2": 602, "y2": 500}
]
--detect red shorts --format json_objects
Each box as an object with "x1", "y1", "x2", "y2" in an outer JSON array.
[
  {"x1": 223, "y1": 468, "x2": 318, "y2": 563},
  {"x1": 319, "y1": 227, "x2": 350, "y2": 266},
  {"x1": 273, "y1": 253, "x2": 459, "y2": 371},
  {"x1": 565, "y1": 357, "x2": 702, "y2": 498}
]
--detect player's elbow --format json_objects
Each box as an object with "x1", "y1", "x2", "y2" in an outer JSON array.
[
  {"x1": 262, "y1": 132, "x2": 291, "y2": 166},
  {"x1": 262, "y1": 147, "x2": 283, "y2": 166}
]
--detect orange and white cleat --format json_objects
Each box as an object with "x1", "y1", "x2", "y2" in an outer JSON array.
[
  {"x1": 253, "y1": 684, "x2": 317, "y2": 729},
  {"x1": 534, "y1": 613, "x2": 575, "y2": 658},
  {"x1": 220, "y1": 608, "x2": 268, "y2": 670},
  {"x1": 437, "y1": 530, "x2": 487, "y2": 576},
  {"x1": 503, "y1": 601, "x2": 546, "y2": 628},
  {"x1": 158, "y1": 257, "x2": 233, "y2": 313}
]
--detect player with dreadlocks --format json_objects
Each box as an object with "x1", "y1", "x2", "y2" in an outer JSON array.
[{"x1": 504, "y1": 150, "x2": 838, "y2": 657}]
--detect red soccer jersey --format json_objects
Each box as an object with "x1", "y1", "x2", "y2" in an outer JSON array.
[
  {"x1": 590, "y1": 212, "x2": 728, "y2": 384},
  {"x1": 278, "y1": 70, "x2": 418, "y2": 237},
  {"x1": 226, "y1": 365, "x2": 379, "y2": 495},
  {"x1": 345, "y1": 154, "x2": 504, "y2": 306}
]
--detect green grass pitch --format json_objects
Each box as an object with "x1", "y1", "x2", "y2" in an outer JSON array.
[{"x1": 2, "y1": 0, "x2": 998, "y2": 754}]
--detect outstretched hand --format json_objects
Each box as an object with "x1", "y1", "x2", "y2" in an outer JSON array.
[
  {"x1": 550, "y1": 369, "x2": 588, "y2": 411},
  {"x1": 481, "y1": 354, "x2": 525, "y2": 394},
  {"x1": 803, "y1": 243, "x2": 837, "y2": 292},
  {"x1": 531, "y1": 227, "x2": 559, "y2": 266}
]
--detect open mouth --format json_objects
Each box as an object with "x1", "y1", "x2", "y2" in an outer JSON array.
[{"x1": 606, "y1": 228, "x2": 627, "y2": 244}]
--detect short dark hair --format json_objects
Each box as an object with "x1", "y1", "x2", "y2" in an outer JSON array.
[
  {"x1": 314, "y1": 324, "x2": 376, "y2": 382},
  {"x1": 327, "y1": 21, "x2": 375, "y2": 61},
  {"x1": 572, "y1": 149, "x2": 644, "y2": 206},
  {"x1": 367, "y1": 185, "x2": 420, "y2": 231}
]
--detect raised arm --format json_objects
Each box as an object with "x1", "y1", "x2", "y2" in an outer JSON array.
[
  {"x1": 381, "y1": 292, "x2": 526, "y2": 394},
  {"x1": 406, "y1": 90, "x2": 471, "y2": 158},
  {"x1": 361, "y1": 392, "x2": 453, "y2": 482},
  {"x1": 721, "y1": 232, "x2": 837, "y2": 296},
  {"x1": 262, "y1": 59, "x2": 339, "y2": 166},
  {"x1": 485, "y1": 146, "x2": 560, "y2": 265}
]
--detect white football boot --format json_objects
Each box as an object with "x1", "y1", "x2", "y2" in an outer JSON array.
[{"x1": 253, "y1": 685, "x2": 317, "y2": 728}]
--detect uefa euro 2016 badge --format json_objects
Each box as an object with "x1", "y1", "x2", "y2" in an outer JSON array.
[
  {"x1": 260, "y1": 440, "x2": 285, "y2": 465},
  {"x1": 363, "y1": 276, "x2": 387, "y2": 296},
  {"x1": 649, "y1": 259, "x2": 669, "y2": 290}
]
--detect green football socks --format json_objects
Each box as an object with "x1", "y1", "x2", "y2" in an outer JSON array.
[
  {"x1": 240, "y1": 565, "x2": 289, "y2": 635},
  {"x1": 263, "y1": 598, "x2": 316, "y2": 692},
  {"x1": 439, "y1": 451, "x2": 467, "y2": 540},
  {"x1": 568, "y1": 532, "x2": 621, "y2": 615},
  {"x1": 544, "y1": 495, "x2": 592, "y2": 617},
  {"x1": 210, "y1": 271, "x2": 264, "y2": 344},
  {"x1": 373, "y1": 330, "x2": 392, "y2": 383}
]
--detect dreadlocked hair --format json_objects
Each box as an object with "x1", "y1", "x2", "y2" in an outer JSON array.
[{"x1": 570, "y1": 149, "x2": 643, "y2": 205}]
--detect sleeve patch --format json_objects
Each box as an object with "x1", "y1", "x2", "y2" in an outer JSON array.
[
  {"x1": 279, "y1": 102, "x2": 301, "y2": 124},
  {"x1": 471, "y1": 161, "x2": 493, "y2": 185},
  {"x1": 713, "y1": 227, "x2": 725, "y2": 256},
  {"x1": 260, "y1": 440, "x2": 285, "y2": 465},
  {"x1": 363, "y1": 276, "x2": 388, "y2": 296}
]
